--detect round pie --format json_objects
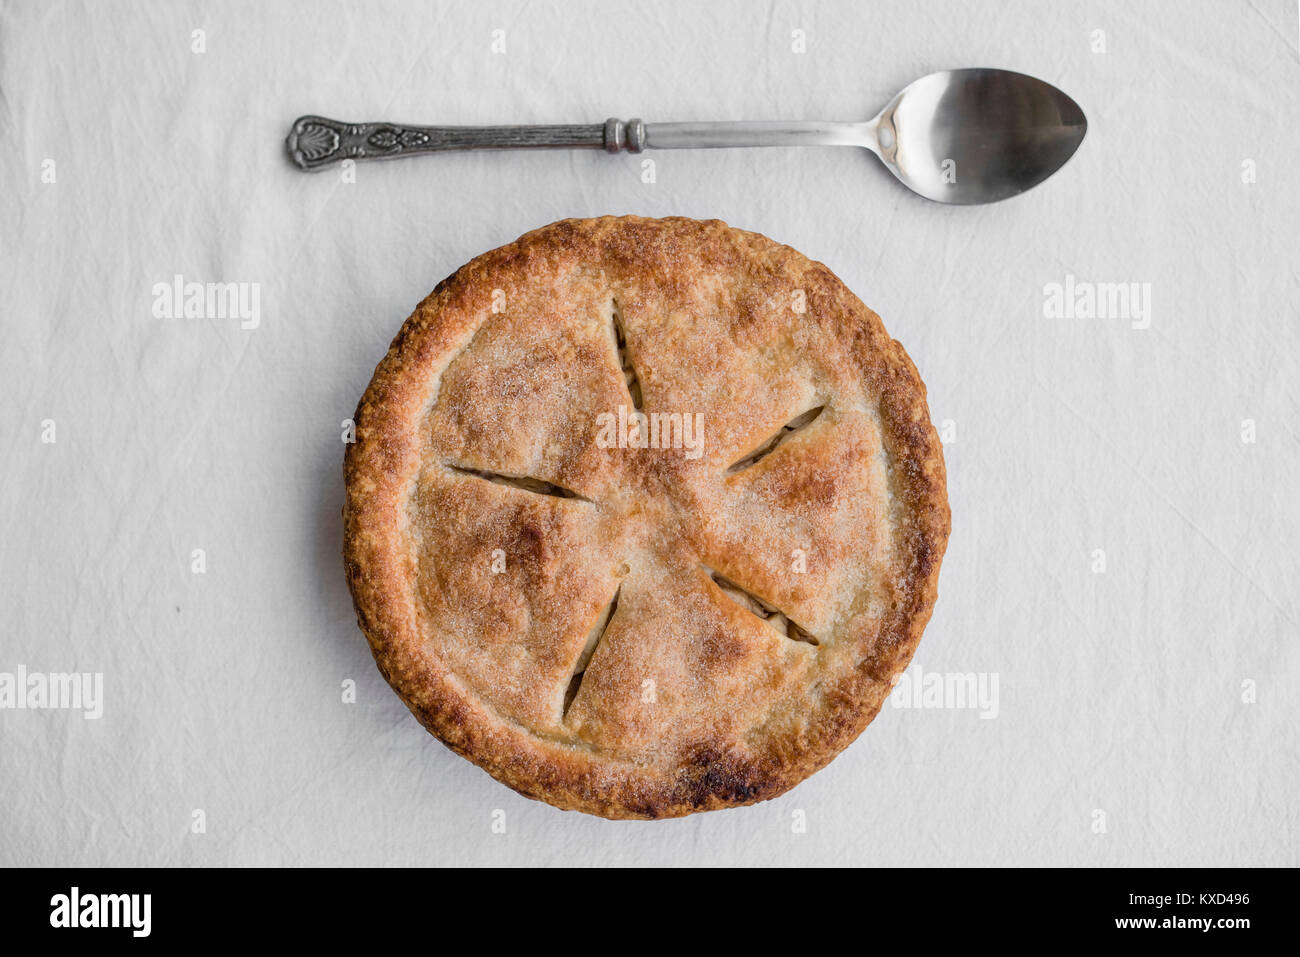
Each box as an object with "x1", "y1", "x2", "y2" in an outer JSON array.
[{"x1": 343, "y1": 216, "x2": 949, "y2": 819}]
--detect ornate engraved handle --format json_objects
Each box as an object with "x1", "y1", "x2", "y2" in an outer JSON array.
[{"x1": 286, "y1": 115, "x2": 648, "y2": 171}]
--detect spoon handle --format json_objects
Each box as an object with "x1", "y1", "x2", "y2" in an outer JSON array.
[
  {"x1": 287, "y1": 115, "x2": 609, "y2": 171},
  {"x1": 287, "y1": 115, "x2": 873, "y2": 170},
  {"x1": 646, "y1": 120, "x2": 872, "y2": 150}
]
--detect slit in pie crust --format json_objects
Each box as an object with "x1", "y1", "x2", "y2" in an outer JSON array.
[{"x1": 343, "y1": 215, "x2": 950, "y2": 819}]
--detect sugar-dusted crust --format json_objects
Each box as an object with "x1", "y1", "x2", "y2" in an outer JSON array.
[{"x1": 344, "y1": 216, "x2": 949, "y2": 819}]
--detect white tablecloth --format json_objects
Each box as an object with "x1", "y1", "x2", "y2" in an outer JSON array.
[{"x1": 2, "y1": 0, "x2": 1297, "y2": 865}]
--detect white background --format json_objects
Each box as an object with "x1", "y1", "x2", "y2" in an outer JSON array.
[{"x1": 2, "y1": 0, "x2": 1297, "y2": 866}]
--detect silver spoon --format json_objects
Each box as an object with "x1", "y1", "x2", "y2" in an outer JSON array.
[{"x1": 287, "y1": 68, "x2": 1086, "y2": 205}]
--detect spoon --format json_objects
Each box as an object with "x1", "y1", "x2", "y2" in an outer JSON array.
[{"x1": 286, "y1": 68, "x2": 1086, "y2": 204}]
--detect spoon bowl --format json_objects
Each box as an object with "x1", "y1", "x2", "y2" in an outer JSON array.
[{"x1": 870, "y1": 69, "x2": 1087, "y2": 204}]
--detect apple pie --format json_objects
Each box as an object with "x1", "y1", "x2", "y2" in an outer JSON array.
[{"x1": 343, "y1": 216, "x2": 949, "y2": 819}]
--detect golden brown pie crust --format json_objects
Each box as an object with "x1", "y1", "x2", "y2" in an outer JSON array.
[{"x1": 344, "y1": 215, "x2": 949, "y2": 819}]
